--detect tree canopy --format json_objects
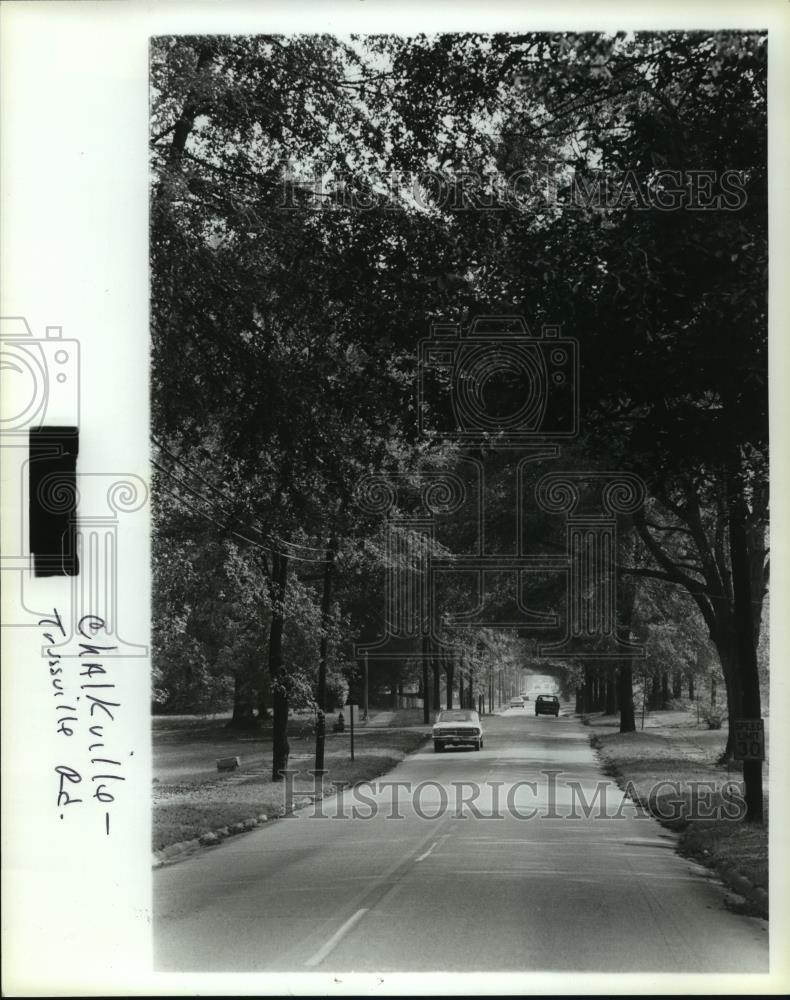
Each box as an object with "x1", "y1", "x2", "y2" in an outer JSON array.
[{"x1": 150, "y1": 31, "x2": 768, "y2": 812}]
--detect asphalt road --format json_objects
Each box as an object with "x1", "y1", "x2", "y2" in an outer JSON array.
[{"x1": 154, "y1": 708, "x2": 768, "y2": 973}]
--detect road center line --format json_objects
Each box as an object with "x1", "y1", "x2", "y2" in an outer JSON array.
[
  {"x1": 304, "y1": 907, "x2": 369, "y2": 968},
  {"x1": 415, "y1": 840, "x2": 438, "y2": 862}
]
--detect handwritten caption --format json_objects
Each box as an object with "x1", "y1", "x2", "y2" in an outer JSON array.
[{"x1": 40, "y1": 609, "x2": 126, "y2": 835}]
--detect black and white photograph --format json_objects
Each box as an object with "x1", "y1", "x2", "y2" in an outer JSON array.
[
  {"x1": 2, "y1": 2, "x2": 790, "y2": 996},
  {"x1": 151, "y1": 26, "x2": 772, "y2": 977}
]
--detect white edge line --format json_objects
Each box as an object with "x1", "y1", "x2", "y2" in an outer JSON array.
[{"x1": 304, "y1": 907, "x2": 369, "y2": 968}]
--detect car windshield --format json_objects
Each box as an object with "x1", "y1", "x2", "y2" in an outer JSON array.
[
  {"x1": 538, "y1": 696, "x2": 557, "y2": 701},
  {"x1": 438, "y1": 710, "x2": 476, "y2": 722}
]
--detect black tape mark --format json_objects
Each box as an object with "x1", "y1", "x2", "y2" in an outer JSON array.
[{"x1": 29, "y1": 427, "x2": 79, "y2": 577}]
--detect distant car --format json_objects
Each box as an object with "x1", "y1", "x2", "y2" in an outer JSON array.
[
  {"x1": 509, "y1": 696, "x2": 524, "y2": 708},
  {"x1": 535, "y1": 695, "x2": 560, "y2": 717},
  {"x1": 432, "y1": 709, "x2": 484, "y2": 752}
]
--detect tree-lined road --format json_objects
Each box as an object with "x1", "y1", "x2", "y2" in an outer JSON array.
[{"x1": 154, "y1": 711, "x2": 767, "y2": 972}]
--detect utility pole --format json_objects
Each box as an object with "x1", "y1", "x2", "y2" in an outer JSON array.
[
  {"x1": 363, "y1": 651, "x2": 369, "y2": 722},
  {"x1": 641, "y1": 672, "x2": 647, "y2": 730},
  {"x1": 314, "y1": 535, "x2": 336, "y2": 772},
  {"x1": 422, "y1": 634, "x2": 430, "y2": 724}
]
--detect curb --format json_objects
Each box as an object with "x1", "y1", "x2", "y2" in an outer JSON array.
[
  {"x1": 153, "y1": 812, "x2": 271, "y2": 868},
  {"x1": 152, "y1": 733, "x2": 428, "y2": 869},
  {"x1": 587, "y1": 731, "x2": 768, "y2": 920},
  {"x1": 152, "y1": 785, "x2": 346, "y2": 868},
  {"x1": 707, "y1": 860, "x2": 768, "y2": 918}
]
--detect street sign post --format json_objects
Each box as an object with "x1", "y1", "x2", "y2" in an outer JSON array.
[{"x1": 733, "y1": 719, "x2": 765, "y2": 761}]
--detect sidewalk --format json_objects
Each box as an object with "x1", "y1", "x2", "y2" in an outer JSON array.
[{"x1": 360, "y1": 710, "x2": 396, "y2": 727}]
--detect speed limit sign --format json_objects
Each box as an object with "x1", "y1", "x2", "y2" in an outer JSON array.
[{"x1": 734, "y1": 719, "x2": 765, "y2": 761}]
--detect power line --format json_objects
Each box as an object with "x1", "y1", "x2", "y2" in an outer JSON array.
[
  {"x1": 151, "y1": 435, "x2": 324, "y2": 558},
  {"x1": 153, "y1": 479, "x2": 272, "y2": 555},
  {"x1": 152, "y1": 455, "x2": 273, "y2": 554},
  {"x1": 150, "y1": 434, "x2": 328, "y2": 557},
  {"x1": 152, "y1": 457, "x2": 329, "y2": 564}
]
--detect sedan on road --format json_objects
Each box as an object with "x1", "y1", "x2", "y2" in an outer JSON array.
[
  {"x1": 535, "y1": 694, "x2": 560, "y2": 717},
  {"x1": 509, "y1": 696, "x2": 524, "y2": 708},
  {"x1": 432, "y1": 709, "x2": 484, "y2": 752}
]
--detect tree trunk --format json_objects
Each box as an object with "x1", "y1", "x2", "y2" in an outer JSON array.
[
  {"x1": 605, "y1": 667, "x2": 617, "y2": 715},
  {"x1": 688, "y1": 673, "x2": 695, "y2": 701},
  {"x1": 649, "y1": 674, "x2": 662, "y2": 711},
  {"x1": 615, "y1": 541, "x2": 638, "y2": 733},
  {"x1": 661, "y1": 671, "x2": 670, "y2": 709},
  {"x1": 583, "y1": 666, "x2": 593, "y2": 713},
  {"x1": 618, "y1": 663, "x2": 636, "y2": 733},
  {"x1": 256, "y1": 668, "x2": 271, "y2": 720},
  {"x1": 229, "y1": 670, "x2": 257, "y2": 730},
  {"x1": 314, "y1": 535, "x2": 336, "y2": 772},
  {"x1": 445, "y1": 658, "x2": 455, "y2": 709},
  {"x1": 159, "y1": 43, "x2": 216, "y2": 175},
  {"x1": 672, "y1": 670, "x2": 682, "y2": 700},
  {"x1": 713, "y1": 640, "x2": 741, "y2": 760},
  {"x1": 727, "y1": 475, "x2": 764, "y2": 822},
  {"x1": 269, "y1": 552, "x2": 290, "y2": 780},
  {"x1": 432, "y1": 656, "x2": 441, "y2": 713},
  {"x1": 575, "y1": 686, "x2": 583, "y2": 714}
]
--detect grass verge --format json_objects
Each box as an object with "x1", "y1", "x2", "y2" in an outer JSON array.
[
  {"x1": 153, "y1": 713, "x2": 429, "y2": 853},
  {"x1": 587, "y1": 712, "x2": 768, "y2": 918}
]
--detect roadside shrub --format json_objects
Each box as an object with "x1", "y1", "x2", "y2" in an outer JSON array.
[{"x1": 700, "y1": 705, "x2": 724, "y2": 729}]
